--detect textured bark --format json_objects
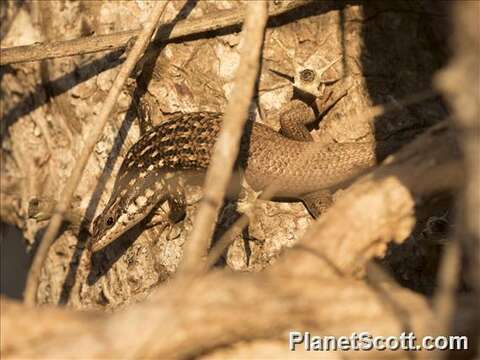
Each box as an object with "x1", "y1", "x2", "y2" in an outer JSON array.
[
  {"x1": 2, "y1": 0, "x2": 474, "y2": 358},
  {"x1": 0, "y1": 0, "x2": 451, "y2": 306}
]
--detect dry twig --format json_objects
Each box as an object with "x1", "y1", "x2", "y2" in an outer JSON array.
[
  {"x1": 23, "y1": 1, "x2": 171, "y2": 306},
  {"x1": 179, "y1": 1, "x2": 269, "y2": 274},
  {"x1": 0, "y1": 0, "x2": 312, "y2": 66}
]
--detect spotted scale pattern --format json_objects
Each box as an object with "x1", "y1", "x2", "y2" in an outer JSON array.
[
  {"x1": 91, "y1": 112, "x2": 381, "y2": 252},
  {"x1": 91, "y1": 113, "x2": 223, "y2": 251}
]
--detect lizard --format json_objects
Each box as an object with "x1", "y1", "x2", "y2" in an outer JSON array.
[{"x1": 90, "y1": 101, "x2": 392, "y2": 253}]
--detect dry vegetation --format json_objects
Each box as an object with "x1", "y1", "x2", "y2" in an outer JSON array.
[{"x1": 0, "y1": 0, "x2": 478, "y2": 358}]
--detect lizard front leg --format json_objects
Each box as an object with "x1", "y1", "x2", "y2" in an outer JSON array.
[
  {"x1": 144, "y1": 188, "x2": 186, "y2": 227},
  {"x1": 143, "y1": 180, "x2": 187, "y2": 241}
]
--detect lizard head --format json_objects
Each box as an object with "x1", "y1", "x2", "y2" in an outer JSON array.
[
  {"x1": 90, "y1": 195, "x2": 153, "y2": 253},
  {"x1": 91, "y1": 197, "x2": 126, "y2": 252}
]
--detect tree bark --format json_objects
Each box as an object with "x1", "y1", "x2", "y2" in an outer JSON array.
[{"x1": 2, "y1": 0, "x2": 475, "y2": 358}]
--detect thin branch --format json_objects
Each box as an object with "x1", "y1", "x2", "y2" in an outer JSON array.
[
  {"x1": 179, "y1": 1, "x2": 269, "y2": 275},
  {"x1": 23, "y1": 1, "x2": 171, "y2": 306},
  {"x1": 0, "y1": 0, "x2": 312, "y2": 66}
]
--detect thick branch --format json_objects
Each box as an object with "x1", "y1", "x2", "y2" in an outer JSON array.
[
  {"x1": 1, "y1": 272, "x2": 434, "y2": 359},
  {"x1": 1, "y1": 120, "x2": 461, "y2": 359},
  {"x1": 281, "y1": 122, "x2": 461, "y2": 278}
]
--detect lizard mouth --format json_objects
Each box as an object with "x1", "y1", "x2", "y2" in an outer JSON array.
[
  {"x1": 89, "y1": 230, "x2": 119, "y2": 253},
  {"x1": 89, "y1": 237, "x2": 106, "y2": 253}
]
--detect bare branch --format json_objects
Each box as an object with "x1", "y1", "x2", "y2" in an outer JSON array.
[
  {"x1": 1, "y1": 272, "x2": 434, "y2": 359},
  {"x1": 23, "y1": 1, "x2": 171, "y2": 306},
  {"x1": 0, "y1": 0, "x2": 312, "y2": 66},
  {"x1": 179, "y1": 1, "x2": 269, "y2": 274}
]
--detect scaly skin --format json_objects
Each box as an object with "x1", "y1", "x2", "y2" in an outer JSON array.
[{"x1": 91, "y1": 112, "x2": 380, "y2": 252}]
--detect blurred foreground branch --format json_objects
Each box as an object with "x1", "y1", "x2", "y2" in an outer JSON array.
[
  {"x1": 434, "y1": 1, "x2": 480, "y2": 354},
  {"x1": 1, "y1": 119, "x2": 461, "y2": 359}
]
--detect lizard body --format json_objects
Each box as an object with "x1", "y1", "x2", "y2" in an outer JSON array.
[{"x1": 91, "y1": 111, "x2": 381, "y2": 252}]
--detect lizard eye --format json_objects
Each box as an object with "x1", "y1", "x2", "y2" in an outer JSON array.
[{"x1": 106, "y1": 217, "x2": 114, "y2": 227}]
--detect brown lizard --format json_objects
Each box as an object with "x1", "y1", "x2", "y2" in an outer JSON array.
[{"x1": 91, "y1": 102, "x2": 390, "y2": 252}]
